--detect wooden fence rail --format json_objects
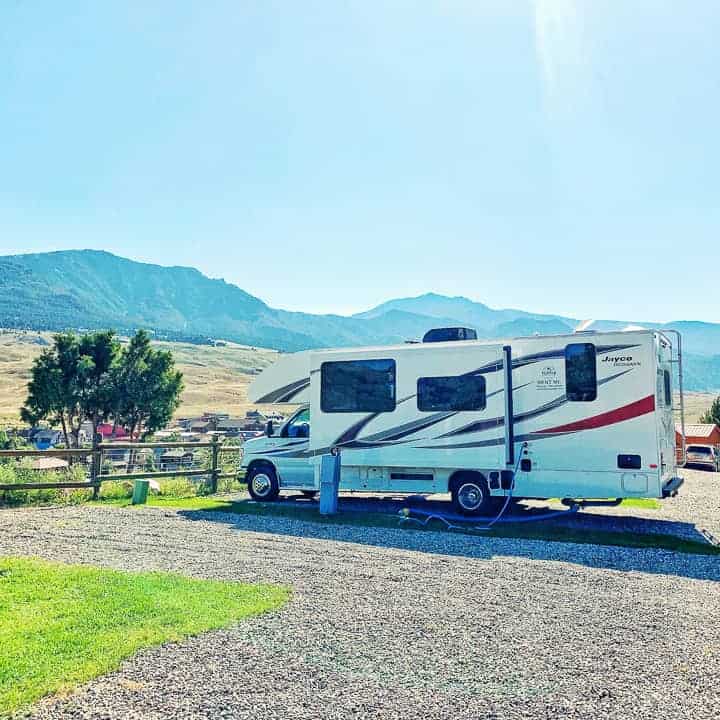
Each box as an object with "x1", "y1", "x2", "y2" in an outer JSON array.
[
  {"x1": 0, "y1": 448, "x2": 93, "y2": 457},
  {"x1": 0, "y1": 435, "x2": 242, "y2": 497}
]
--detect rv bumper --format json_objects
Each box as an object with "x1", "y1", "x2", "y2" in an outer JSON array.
[{"x1": 662, "y1": 476, "x2": 684, "y2": 498}]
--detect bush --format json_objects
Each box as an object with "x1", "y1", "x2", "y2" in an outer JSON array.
[
  {"x1": 0, "y1": 463, "x2": 88, "y2": 507},
  {"x1": 217, "y1": 474, "x2": 243, "y2": 494},
  {"x1": 156, "y1": 477, "x2": 198, "y2": 498},
  {"x1": 97, "y1": 480, "x2": 133, "y2": 500}
]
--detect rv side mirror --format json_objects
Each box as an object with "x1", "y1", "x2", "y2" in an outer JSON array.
[{"x1": 265, "y1": 420, "x2": 274, "y2": 437}]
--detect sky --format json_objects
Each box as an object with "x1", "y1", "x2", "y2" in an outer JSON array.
[{"x1": 1, "y1": 1, "x2": 718, "y2": 321}]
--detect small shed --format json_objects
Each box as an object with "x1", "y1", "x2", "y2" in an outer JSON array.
[{"x1": 676, "y1": 423, "x2": 720, "y2": 448}]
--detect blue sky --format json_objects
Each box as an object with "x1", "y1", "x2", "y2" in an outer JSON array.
[{"x1": 1, "y1": 1, "x2": 718, "y2": 321}]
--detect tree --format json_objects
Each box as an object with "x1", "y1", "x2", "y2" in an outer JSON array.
[
  {"x1": 21, "y1": 329, "x2": 182, "y2": 450},
  {"x1": 75, "y1": 330, "x2": 121, "y2": 441},
  {"x1": 21, "y1": 331, "x2": 121, "y2": 447},
  {"x1": 21, "y1": 332, "x2": 83, "y2": 448},
  {"x1": 700, "y1": 396, "x2": 720, "y2": 426},
  {"x1": 114, "y1": 330, "x2": 184, "y2": 441}
]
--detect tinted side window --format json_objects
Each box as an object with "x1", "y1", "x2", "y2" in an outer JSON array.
[
  {"x1": 663, "y1": 370, "x2": 672, "y2": 407},
  {"x1": 417, "y1": 375, "x2": 486, "y2": 412},
  {"x1": 321, "y1": 359, "x2": 396, "y2": 413},
  {"x1": 283, "y1": 408, "x2": 310, "y2": 438},
  {"x1": 565, "y1": 343, "x2": 597, "y2": 401}
]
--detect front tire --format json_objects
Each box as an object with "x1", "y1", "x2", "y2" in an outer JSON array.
[
  {"x1": 450, "y1": 473, "x2": 493, "y2": 516},
  {"x1": 247, "y1": 464, "x2": 280, "y2": 502}
]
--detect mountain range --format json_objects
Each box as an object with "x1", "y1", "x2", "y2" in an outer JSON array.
[{"x1": 1, "y1": 249, "x2": 719, "y2": 391}]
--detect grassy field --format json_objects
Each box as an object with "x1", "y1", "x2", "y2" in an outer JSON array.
[
  {"x1": 0, "y1": 556, "x2": 288, "y2": 717},
  {"x1": 676, "y1": 391, "x2": 716, "y2": 425},
  {"x1": 0, "y1": 330, "x2": 280, "y2": 424}
]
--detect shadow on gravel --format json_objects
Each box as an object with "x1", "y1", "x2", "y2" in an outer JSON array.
[{"x1": 179, "y1": 494, "x2": 720, "y2": 583}]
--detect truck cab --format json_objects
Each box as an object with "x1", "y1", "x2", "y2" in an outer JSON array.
[{"x1": 241, "y1": 406, "x2": 315, "y2": 500}]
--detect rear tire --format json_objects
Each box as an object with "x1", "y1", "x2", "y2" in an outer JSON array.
[
  {"x1": 450, "y1": 473, "x2": 493, "y2": 516},
  {"x1": 247, "y1": 464, "x2": 280, "y2": 502},
  {"x1": 300, "y1": 490, "x2": 318, "y2": 499}
]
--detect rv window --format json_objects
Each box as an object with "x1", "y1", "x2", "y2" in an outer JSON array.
[
  {"x1": 282, "y1": 407, "x2": 310, "y2": 438},
  {"x1": 320, "y1": 359, "x2": 396, "y2": 413},
  {"x1": 417, "y1": 375, "x2": 486, "y2": 412},
  {"x1": 663, "y1": 370, "x2": 672, "y2": 407},
  {"x1": 565, "y1": 343, "x2": 597, "y2": 401}
]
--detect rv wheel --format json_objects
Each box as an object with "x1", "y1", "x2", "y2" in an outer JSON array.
[
  {"x1": 450, "y1": 473, "x2": 492, "y2": 516},
  {"x1": 247, "y1": 465, "x2": 280, "y2": 502}
]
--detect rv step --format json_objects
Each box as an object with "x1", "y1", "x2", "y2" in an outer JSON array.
[
  {"x1": 662, "y1": 476, "x2": 684, "y2": 498},
  {"x1": 560, "y1": 498, "x2": 622, "y2": 508}
]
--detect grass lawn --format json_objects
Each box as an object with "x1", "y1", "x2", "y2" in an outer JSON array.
[
  {"x1": 0, "y1": 557, "x2": 289, "y2": 717},
  {"x1": 97, "y1": 495, "x2": 720, "y2": 557},
  {"x1": 546, "y1": 497, "x2": 662, "y2": 510},
  {"x1": 616, "y1": 497, "x2": 662, "y2": 509}
]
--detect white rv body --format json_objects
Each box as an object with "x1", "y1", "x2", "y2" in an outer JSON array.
[{"x1": 241, "y1": 329, "x2": 682, "y2": 506}]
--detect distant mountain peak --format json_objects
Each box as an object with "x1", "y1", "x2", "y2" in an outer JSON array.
[{"x1": 0, "y1": 250, "x2": 718, "y2": 390}]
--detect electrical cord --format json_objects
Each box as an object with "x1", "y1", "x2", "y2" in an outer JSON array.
[
  {"x1": 397, "y1": 441, "x2": 582, "y2": 531},
  {"x1": 320, "y1": 438, "x2": 581, "y2": 530}
]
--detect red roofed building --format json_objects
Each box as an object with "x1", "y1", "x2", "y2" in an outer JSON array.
[
  {"x1": 97, "y1": 423, "x2": 129, "y2": 440},
  {"x1": 676, "y1": 423, "x2": 720, "y2": 454}
]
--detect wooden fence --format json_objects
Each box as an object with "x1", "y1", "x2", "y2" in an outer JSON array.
[{"x1": 0, "y1": 436, "x2": 241, "y2": 498}]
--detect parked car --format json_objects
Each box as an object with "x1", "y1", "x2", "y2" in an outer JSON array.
[{"x1": 685, "y1": 444, "x2": 720, "y2": 471}]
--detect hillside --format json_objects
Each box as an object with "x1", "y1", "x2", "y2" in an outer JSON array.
[
  {"x1": 1, "y1": 250, "x2": 719, "y2": 391},
  {"x1": 1, "y1": 330, "x2": 715, "y2": 427},
  {"x1": 0, "y1": 330, "x2": 280, "y2": 424},
  {"x1": 0, "y1": 251, "x2": 440, "y2": 352}
]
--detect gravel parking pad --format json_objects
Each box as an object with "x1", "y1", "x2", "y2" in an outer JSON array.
[{"x1": 1, "y1": 500, "x2": 719, "y2": 720}]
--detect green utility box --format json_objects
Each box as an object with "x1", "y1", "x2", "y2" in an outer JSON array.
[{"x1": 132, "y1": 479, "x2": 150, "y2": 505}]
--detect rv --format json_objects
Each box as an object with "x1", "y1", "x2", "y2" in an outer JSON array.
[{"x1": 240, "y1": 329, "x2": 684, "y2": 515}]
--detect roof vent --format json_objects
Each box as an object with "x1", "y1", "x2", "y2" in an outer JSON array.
[{"x1": 422, "y1": 327, "x2": 478, "y2": 343}]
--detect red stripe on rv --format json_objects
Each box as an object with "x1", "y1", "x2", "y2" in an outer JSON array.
[{"x1": 537, "y1": 395, "x2": 656, "y2": 435}]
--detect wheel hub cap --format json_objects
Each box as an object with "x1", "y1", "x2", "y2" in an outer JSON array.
[
  {"x1": 458, "y1": 483, "x2": 483, "y2": 510},
  {"x1": 252, "y1": 473, "x2": 271, "y2": 496}
]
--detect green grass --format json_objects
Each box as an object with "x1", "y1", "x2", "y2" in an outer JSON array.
[
  {"x1": 618, "y1": 497, "x2": 662, "y2": 509},
  {"x1": 95, "y1": 495, "x2": 720, "y2": 557},
  {"x1": 0, "y1": 557, "x2": 289, "y2": 717},
  {"x1": 94, "y1": 494, "x2": 237, "y2": 511},
  {"x1": 547, "y1": 497, "x2": 662, "y2": 510}
]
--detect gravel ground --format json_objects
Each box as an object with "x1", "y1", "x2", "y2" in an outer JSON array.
[
  {"x1": 264, "y1": 466, "x2": 720, "y2": 545},
  {"x1": 1, "y1": 491, "x2": 720, "y2": 720}
]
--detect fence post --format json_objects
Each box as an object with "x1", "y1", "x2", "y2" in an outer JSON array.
[
  {"x1": 91, "y1": 432, "x2": 102, "y2": 499},
  {"x1": 210, "y1": 435, "x2": 220, "y2": 494}
]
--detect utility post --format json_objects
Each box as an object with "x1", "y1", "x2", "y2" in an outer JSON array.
[
  {"x1": 319, "y1": 447, "x2": 341, "y2": 515},
  {"x1": 210, "y1": 435, "x2": 220, "y2": 494},
  {"x1": 91, "y1": 432, "x2": 102, "y2": 500}
]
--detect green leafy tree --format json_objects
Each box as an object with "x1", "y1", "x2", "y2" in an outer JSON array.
[
  {"x1": 114, "y1": 330, "x2": 184, "y2": 441},
  {"x1": 699, "y1": 396, "x2": 720, "y2": 426},
  {"x1": 21, "y1": 332, "x2": 83, "y2": 448},
  {"x1": 75, "y1": 331, "x2": 121, "y2": 441},
  {"x1": 21, "y1": 331, "x2": 121, "y2": 447},
  {"x1": 21, "y1": 329, "x2": 181, "y2": 451}
]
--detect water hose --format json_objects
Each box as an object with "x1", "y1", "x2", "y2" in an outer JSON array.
[
  {"x1": 398, "y1": 502, "x2": 580, "y2": 532},
  {"x1": 397, "y1": 441, "x2": 582, "y2": 531}
]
